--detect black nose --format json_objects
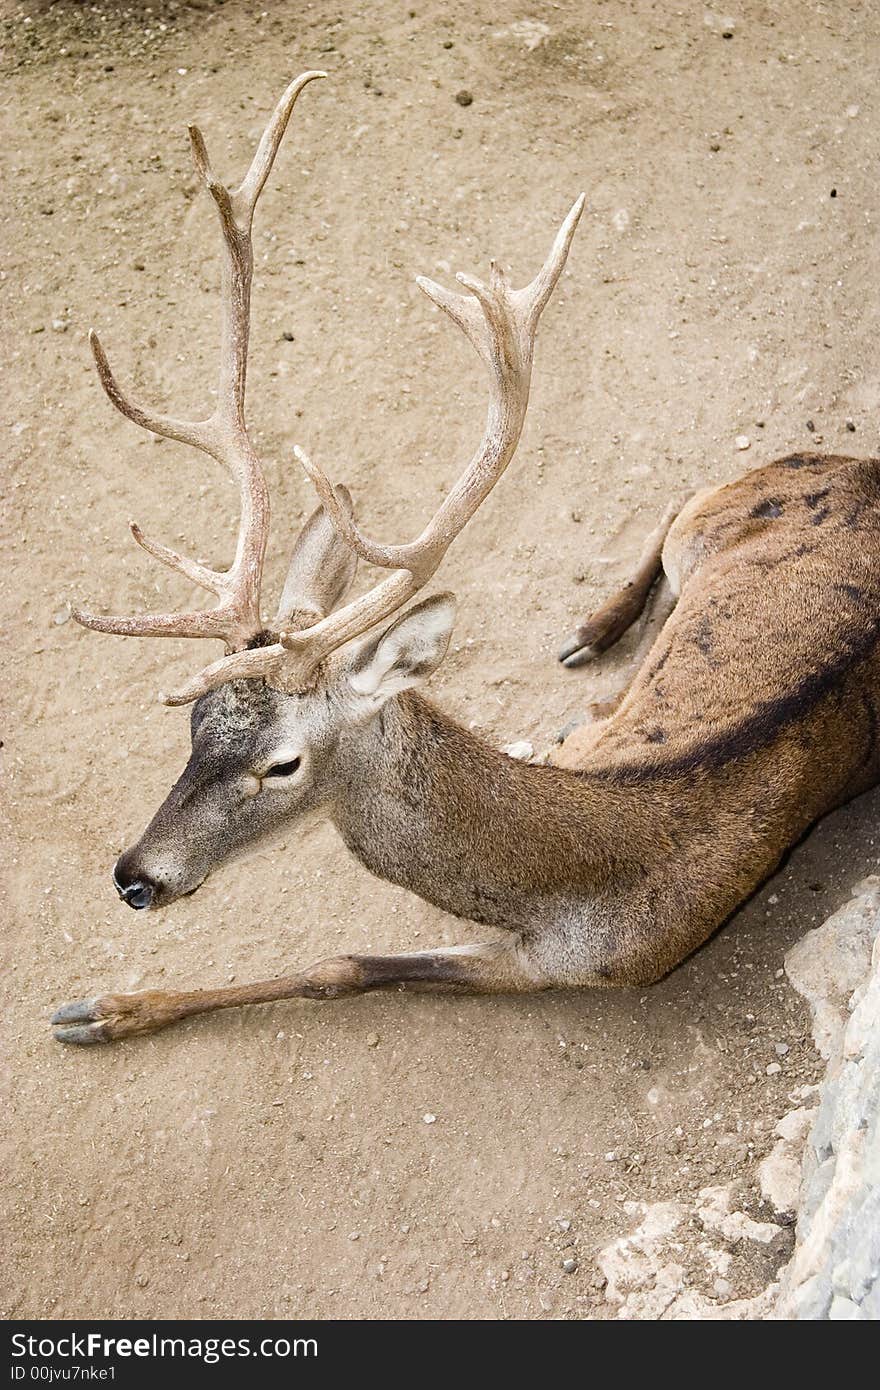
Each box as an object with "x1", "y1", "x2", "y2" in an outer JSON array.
[
  {"x1": 113, "y1": 857, "x2": 156, "y2": 911},
  {"x1": 119, "y1": 880, "x2": 154, "y2": 910}
]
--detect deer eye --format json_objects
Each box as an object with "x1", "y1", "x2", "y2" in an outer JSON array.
[{"x1": 264, "y1": 757, "x2": 301, "y2": 779}]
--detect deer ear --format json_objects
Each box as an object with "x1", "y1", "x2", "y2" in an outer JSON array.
[
  {"x1": 277, "y1": 485, "x2": 358, "y2": 629},
  {"x1": 347, "y1": 593, "x2": 457, "y2": 704}
]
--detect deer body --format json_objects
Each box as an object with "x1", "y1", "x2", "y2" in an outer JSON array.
[
  {"x1": 327, "y1": 451, "x2": 880, "y2": 990},
  {"x1": 52, "y1": 77, "x2": 880, "y2": 1044}
]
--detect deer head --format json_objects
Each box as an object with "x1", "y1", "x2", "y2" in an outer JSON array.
[{"x1": 74, "y1": 73, "x2": 584, "y2": 909}]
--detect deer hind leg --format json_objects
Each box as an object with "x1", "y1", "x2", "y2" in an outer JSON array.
[
  {"x1": 551, "y1": 576, "x2": 678, "y2": 764},
  {"x1": 558, "y1": 499, "x2": 681, "y2": 669},
  {"x1": 51, "y1": 937, "x2": 547, "y2": 1045}
]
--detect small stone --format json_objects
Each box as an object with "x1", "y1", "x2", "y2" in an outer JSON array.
[
  {"x1": 561, "y1": 1258, "x2": 578, "y2": 1274},
  {"x1": 134, "y1": 260, "x2": 145, "y2": 271},
  {"x1": 735, "y1": 435, "x2": 751, "y2": 450},
  {"x1": 503, "y1": 740, "x2": 534, "y2": 761},
  {"x1": 774, "y1": 1042, "x2": 789, "y2": 1056},
  {"x1": 766, "y1": 1062, "x2": 782, "y2": 1076},
  {"x1": 806, "y1": 420, "x2": 815, "y2": 431},
  {"x1": 349, "y1": 1231, "x2": 361, "y2": 1241},
  {"x1": 281, "y1": 330, "x2": 295, "y2": 342},
  {"x1": 442, "y1": 40, "x2": 453, "y2": 49},
  {"x1": 423, "y1": 1113, "x2": 436, "y2": 1124},
  {"x1": 51, "y1": 318, "x2": 69, "y2": 333},
  {"x1": 455, "y1": 90, "x2": 473, "y2": 107},
  {"x1": 52, "y1": 608, "x2": 71, "y2": 626},
  {"x1": 366, "y1": 1032, "x2": 379, "y2": 1047},
  {"x1": 846, "y1": 419, "x2": 856, "y2": 431},
  {"x1": 714, "y1": 1277, "x2": 733, "y2": 1298},
  {"x1": 846, "y1": 104, "x2": 860, "y2": 119}
]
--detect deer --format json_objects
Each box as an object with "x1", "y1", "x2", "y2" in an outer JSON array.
[{"x1": 52, "y1": 71, "x2": 880, "y2": 1046}]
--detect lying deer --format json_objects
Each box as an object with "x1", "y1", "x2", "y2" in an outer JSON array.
[{"x1": 53, "y1": 72, "x2": 880, "y2": 1045}]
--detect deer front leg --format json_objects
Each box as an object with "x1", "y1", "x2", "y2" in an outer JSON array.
[{"x1": 51, "y1": 938, "x2": 546, "y2": 1045}]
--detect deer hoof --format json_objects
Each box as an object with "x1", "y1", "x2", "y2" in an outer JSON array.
[
  {"x1": 51, "y1": 998, "x2": 111, "y2": 1045},
  {"x1": 558, "y1": 632, "x2": 600, "y2": 667}
]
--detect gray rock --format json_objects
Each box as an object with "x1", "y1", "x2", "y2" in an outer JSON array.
[{"x1": 774, "y1": 883, "x2": 880, "y2": 1318}]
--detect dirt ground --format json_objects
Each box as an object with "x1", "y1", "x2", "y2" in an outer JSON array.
[{"x1": 4, "y1": 0, "x2": 880, "y2": 1321}]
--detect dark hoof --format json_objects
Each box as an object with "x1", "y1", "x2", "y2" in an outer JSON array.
[
  {"x1": 558, "y1": 632, "x2": 599, "y2": 668},
  {"x1": 51, "y1": 998, "x2": 110, "y2": 1045}
]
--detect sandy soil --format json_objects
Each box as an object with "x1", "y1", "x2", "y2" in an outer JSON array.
[{"x1": 3, "y1": 0, "x2": 880, "y2": 1320}]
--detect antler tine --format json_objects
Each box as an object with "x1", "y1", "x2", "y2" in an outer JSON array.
[
  {"x1": 234, "y1": 71, "x2": 328, "y2": 219},
  {"x1": 75, "y1": 74, "x2": 326, "y2": 658},
  {"x1": 88, "y1": 330, "x2": 210, "y2": 451},
  {"x1": 129, "y1": 523, "x2": 224, "y2": 596},
  {"x1": 515, "y1": 192, "x2": 587, "y2": 330}
]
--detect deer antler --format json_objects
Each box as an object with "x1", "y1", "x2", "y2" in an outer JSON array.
[
  {"x1": 75, "y1": 74, "x2": 584, "y2": 706},
  {"x1": 161, "y1": 193, "x2": 585, "y2": 704},
  {"x1": 73, "y1": 71, "x2": 327, "y2": 654}
]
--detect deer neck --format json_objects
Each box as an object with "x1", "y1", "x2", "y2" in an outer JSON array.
[{"x1": 329, "y1": 692, "x2": 627, "y2": 929}]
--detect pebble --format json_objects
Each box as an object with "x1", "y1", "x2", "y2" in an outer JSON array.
[
  {"x1": 423, "y1": 1113, "x2": 436, "y2": 1124},
  {"x1": 455, "y1": 90, "x2": 473, "y2": 107},
  {"x1": 735, "y1": 435, "x2": 751, "y2": 451},
  {"x1": 766, "y1": 1062, "x2": 782, "y2": 1076},
  {"x1": 52, "y1": 608, "x2": 70, "y2": 626},
  {"x1": 503, "y1": 740, "x2": 534, "y2": 761},
  {"x1": 366, "y1": 1032, "x2": 379, "y2": 1047},
  {"x1": 51, "y1": 318, "x2": 68, "y2": 333},
  {"x1": 846, "y1": 419, "x2": 856, "y2": 431},
  {"x1": 774, "y1": 1042, "x2": 790, "y2": 1057},
  {"x1": 561, "y1": 1258, "x2": 578, "y2": 1274}
]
